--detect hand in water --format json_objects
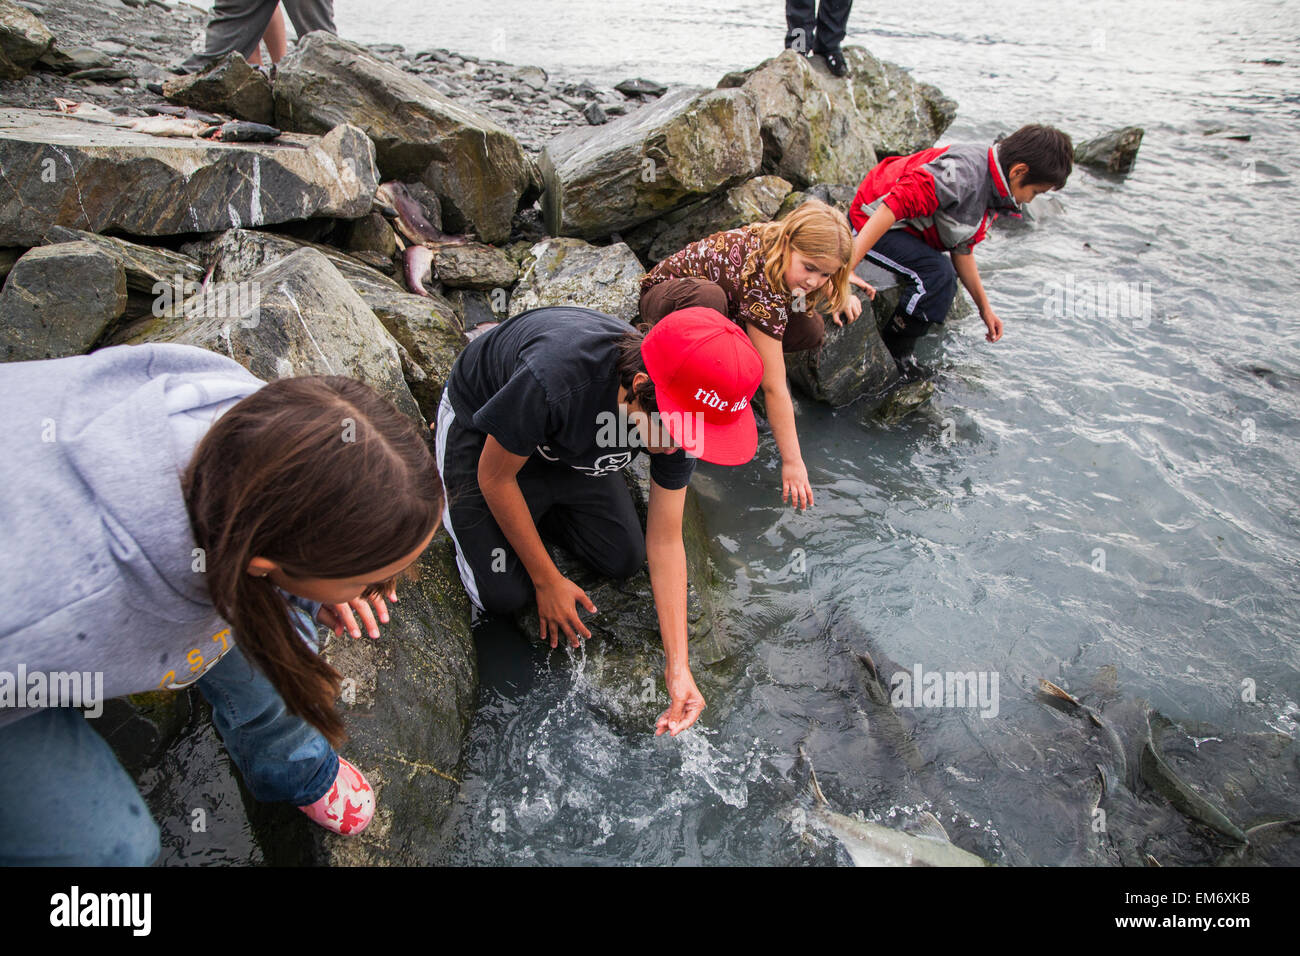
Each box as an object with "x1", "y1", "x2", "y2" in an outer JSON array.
[
  {"x1": 657, "y1": 667, "x2": 705, "y2": 737},
  {"x1": 536, "y1": 574, "x2": 597, "y2": 649},
  {"x1": 782, "y1": 459, "x2": 814, "y2": 510},
  {"x1": 320, "y1": 586, "x2": 397, "y2": 639}
]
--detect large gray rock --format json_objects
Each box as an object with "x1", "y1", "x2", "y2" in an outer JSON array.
[
  {"x1": 625, "y1": 175, "x2": 793, "y2": 264},
  {"x1": 44, "y1": 226, "x2": 204, "y2": 294},
  {"x1": 718, "y1": 48, "x2": 956, "y2": 187},
  {"x1": 0, "y1": 110, "x2": 378, "y2": 245},
  {"x1": 162, "y1": 51, "x2": 274, "y2": 124},
  {"x1": 540, "y1": 86, "x2": 764, "y2": 239},
  {"x1": 251, "y1": 539, "x2": 478, "y2": 866},
  {"x1": 1074, "y1": 126, "x2": 1143, "y2": 175},
  {"x1": 273, "y1": 32, "x2": 531, "y2": 244},
  {"x1": 131, "y1": 246, "x2": 422, "y2": 423},
  {"x1": 174, "y1": 228, "x2": 465, "y2": 424},
  {"x1": 786, "y1": 259, "x2": 972, "y2": 407},
  {"x1": 36, "y1": 44, "x2": 112, "y2": 74},
  {"x1": 0, "y1": 241, "x2": 126, "y2": 361},
  {"x1": 0, "y1": 0, "x2": 53, "y2": 80},
  {"x1": 509, "y1": 237, "x2": 645, "y2": 324},
  {"x1": 431, "y1": 242, "x2": 518, "y2": 291}
]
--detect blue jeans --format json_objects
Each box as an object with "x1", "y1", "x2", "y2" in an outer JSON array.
[{"x1": 0, "y1": 633, "x2": 338, "y2": 866}]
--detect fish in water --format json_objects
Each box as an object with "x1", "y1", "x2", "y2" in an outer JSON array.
[
  {"x1": 801, "y1": 748, "x2": 989, "y2": 867},
  {"x1": 404, "y1": 244, "x2": 435, "y2": 297},
  {"x1": 1038, "y1": 678, "x2": 1130, "y2": 795},
  {"x1": 121, "y1": 115, "x2": 210, "y2": 138},
  {"x1": 1139, "y1": 711, "x2": 1247, "y2": 844},
  {"x1": 200, "y1": 121, "x2": 281, "y2": 143},
  {"x1": 376, "y1": 181, "x2": 471, "y2": 246}
]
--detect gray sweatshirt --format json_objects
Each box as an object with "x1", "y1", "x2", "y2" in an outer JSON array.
[{"x1": 0, "y1": 343, "x2": 319, "y2": 727}]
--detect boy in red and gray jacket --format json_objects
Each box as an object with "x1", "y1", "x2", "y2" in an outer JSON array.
[{"x1": 847, "y1": 124, "x2": 1074, "y2": 365}]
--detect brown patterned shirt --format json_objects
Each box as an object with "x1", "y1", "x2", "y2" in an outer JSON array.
[{"x1": 641, "y1": 227, "x2": 790, "y2": 340}]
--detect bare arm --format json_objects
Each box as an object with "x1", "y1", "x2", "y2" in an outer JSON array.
[
  {"x1": 478, "y1": 436, "x2": 595, "y2": 645},
  {"x1": 745, "y1": 322, "x2": 813, "y2": 509},
  {"x1": 950, "y1": 250, "x2": 1002, "y2": 342},
  {"x1": 646, "y1": 478, "x2": 703, "y2": 735}
]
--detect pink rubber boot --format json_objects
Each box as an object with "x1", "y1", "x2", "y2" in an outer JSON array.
[{"x1": 297, "y1": 756, "x2": 375, "y2": 835}]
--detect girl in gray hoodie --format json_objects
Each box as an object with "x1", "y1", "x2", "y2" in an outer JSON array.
[{"x1": 0, "y1": 343, "x2": 443, "y2": 864}]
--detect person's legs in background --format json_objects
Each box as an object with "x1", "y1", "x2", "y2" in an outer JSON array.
[{"x1": 865, "y1": 228, "x2": 957, "y2": 368}]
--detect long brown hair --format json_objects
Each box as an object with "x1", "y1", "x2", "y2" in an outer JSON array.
[
  {"x1": 183, "y1": 376, "x2": 443, "y2": 747},
  {"x1": 745, "y1": 199, "x2": 853, "y2": 313}
]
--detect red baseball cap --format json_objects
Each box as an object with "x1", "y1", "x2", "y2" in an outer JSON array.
[{"x1": 641, "y1": 307, "x2": 764, "y2": 466}]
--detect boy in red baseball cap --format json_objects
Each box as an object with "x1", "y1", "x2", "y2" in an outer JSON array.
[{"x1": 433, "y1": 305, "x2": 762, "y2": 737}]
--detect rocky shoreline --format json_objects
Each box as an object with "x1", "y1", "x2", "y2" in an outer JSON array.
[{"x1": 1, "y1": 0, "x2": 972, "y2": 864}]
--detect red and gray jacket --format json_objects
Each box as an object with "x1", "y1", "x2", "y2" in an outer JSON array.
[{"x1": 849, "y1": 143, "x2": 1022, "y2": 254}]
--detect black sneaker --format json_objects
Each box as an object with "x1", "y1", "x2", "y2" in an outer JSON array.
[
  {"x1": 894, "y1": 355, "x2": 933, "y2": 383},
  {"x1": 818, "y1": 48, "x2": 849, "y2": 77}
]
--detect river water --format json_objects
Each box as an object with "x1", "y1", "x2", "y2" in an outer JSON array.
[{"x1": 211, "y1": 0, "x2": 1300, "y2": 863}]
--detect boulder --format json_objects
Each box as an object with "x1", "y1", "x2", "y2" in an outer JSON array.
[
  {"x1": 251, "y1": 540, "x2": 478, "y2": 865},
  {"x1": 174, "y1": 229, "x2": 464, "y2": 423},
  {"x1": 0, "y1": 241, "x2": 126, "y2": 361},
  {"x1": 430, "y1": 242, "x2": 518, "y2": 291},
  {"x1": 540, "y1": 86, "x2": 763, "y2": 239},
  {"x1": 509, "y1": 238, "x2": 645, "y2": 324},
  {"x1": 1074, "y1": 126, "x2": 1144, "y2": 175},
  {"x1": 344, "y1": 212, "x2": 398, "y2": 259},
  {"x1": 131, "y1": 246, "x2": 422, "y2": 423},
  {"x1": 718, "y1": 48, "x2": 956, "y2": 186},
  {"x1": 0, "y1": 110, "x2": 378, "y2": 245},
  {"x1": 786, "y1": 259, "x2": 972, "y2": 408},
  {"x1": 0, "y1": 0, "x2": 53, "y2": 80},
  {"x1": 273, "y1": 32, "x2": 531, "y2": 244},
  {"x1": 36, "y1": 44, "x2": 112, "y2": 75},
  {"x1": 43, "y1": 226, "x2": 203, "y2": 293},
  {"x1": 625, "y1": 175, "x2": 793, "y2": 264},
  {"x1": 161, "y1": 51, "x2": 274, "y2": 124}
]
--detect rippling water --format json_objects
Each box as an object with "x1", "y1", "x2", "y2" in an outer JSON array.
[{"x1": 202, "y1": 0, "x2": 1300, "y2": 863}]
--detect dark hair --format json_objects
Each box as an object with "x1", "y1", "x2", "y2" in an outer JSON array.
[
  {"x1": 183, "y1": 376, "x2": 444, "y2": 747},
  {"x1": 616, "y1": 324, "x2": 658, "y2": 415},
  {"x1": 999, "y1": 124, "x2": 1074, "y2": 189}
]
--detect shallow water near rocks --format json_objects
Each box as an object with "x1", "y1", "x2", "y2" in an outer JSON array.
[{"x1": 410, "y1": 0, "x2": 1300, "y2": 865}]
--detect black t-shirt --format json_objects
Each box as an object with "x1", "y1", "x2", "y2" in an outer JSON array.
[{"x1": 445, "y1": 306, "x2": 697, "y2": 490}]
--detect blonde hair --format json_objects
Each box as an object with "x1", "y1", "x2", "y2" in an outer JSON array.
[{"x1": 743, "y1": 199, "x2": 853, "y2": 314}]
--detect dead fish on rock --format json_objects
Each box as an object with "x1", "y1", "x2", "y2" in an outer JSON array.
[
  {"x1": 376, "y1": 181, "x2": 470, "y2": 246},
  {"x1": 802, "y1": 748, "x2": 989, "y2": 867},
  {"x1": 403, "y1": 244, "x2": 435, "y2": 297},
  {"x1": 51, "y1": 98, "x2": 117, "y2": 121},
  {"x1": 121, "y1": 115, "x2": 211, "y2": 138},
  {"x1": 200, "y1": 121, "x2": 282, "y2": 143},
  {"x1": 1139, "y1": 711, "x2": 1248, "y2": 844}
]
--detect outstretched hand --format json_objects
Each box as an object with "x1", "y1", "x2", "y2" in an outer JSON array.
[
  {"x1": 657, "y1": 667, "x2": 705, "y2": 737},
  {"x1": 319, "y1": 587, "x2": 397, "y2": 639}
]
